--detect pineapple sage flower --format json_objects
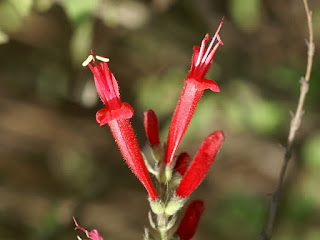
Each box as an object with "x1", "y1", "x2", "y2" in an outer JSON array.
[
  {"x1": 82, "y1": 53, "x2": 158, "y2": 201},
  {"x1": 165, "y1": 18, "x2": 224, "y2": 166}
]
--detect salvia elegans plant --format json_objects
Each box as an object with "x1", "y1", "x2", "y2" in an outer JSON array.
[{"x1": 74, "y1": 18, "x2": 225, "y2": 240}]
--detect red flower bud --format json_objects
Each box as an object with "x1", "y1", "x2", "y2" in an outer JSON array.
[
  {"x1": 164, "y1": 19, "x2": 224, "y2": 165},
  {"x1": 176, "y1": 200, "x2": 205, "y2": 240},
  {"x1": 174, "y1": 152, "x2": 190, "y2": 176},
  {"x1": 144, "y1": 109, "x2": 160, "y2": 147},
  {"x1": 176, "y1": 131, "x2": 224, "y2": 198}
]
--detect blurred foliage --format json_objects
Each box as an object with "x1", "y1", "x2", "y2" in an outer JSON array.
[
  {"x1": 136, "y1": 66, "x2": 185, "y2": 118},
  {"x1": 61, "y1": 0, "x2": 99, "y2": 66},
  {"x1": 36, "y1": 63, "x2": 68, "y2": 101},
  {"x1": 222, "y1": 79, "x2": 286, "y2": 135},
  {"x1": 70, "y1": 20, "x2": 94, "y2": 66},
  {"x1": 269, "y1": 65, "x2": 302, "y2": 94},
  {"x1": 61, "y1": 0, "x2": 99, "y2": 24},
  {"x1": 100, "y1": 0, "x2": 150, "y2": 29},
  {"x1": 229, "y1": 0, "x2": 261, "y2": 32},
  {"x1": 0, "y1": 29, "x2": 9, "y2": 44},
  {"x1": 0, "y1": 0, "x2": 319, "y2": 240},
  {"x1": 0, "y1": 0, "x2": 32, "y2": 32},
  {"x1": 208, "y1": 192, "x2": 265, "y2": 239},
  {"x1": 303, "y1": 133, "x2": 320, "y2": 170},
  {"x1": 34, "y1": 0, "x2": 55, "y2": 12}
]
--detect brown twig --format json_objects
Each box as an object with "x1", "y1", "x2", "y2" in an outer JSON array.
[{"x1": 262, "y1": 0, "x2": 314, "y2": 239}]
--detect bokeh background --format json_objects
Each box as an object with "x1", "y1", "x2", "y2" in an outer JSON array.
[{"x1": 0, "y1": 0, "x2": 320, "y2": 239}]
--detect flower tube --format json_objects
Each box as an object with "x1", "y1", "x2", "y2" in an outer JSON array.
[
  {"x1": 165, "y1": 19, "x2": 224, "y2": 165},
  {"x1": 83, "y1": 53, "x2": 158, "y2": 201}
]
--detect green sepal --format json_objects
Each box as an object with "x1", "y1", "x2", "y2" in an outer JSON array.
[{"x1": 165, "y1": 197, "x2": 186, "y2": 216}]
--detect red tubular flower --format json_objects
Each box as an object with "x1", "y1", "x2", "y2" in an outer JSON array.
[
  {"x1": 176, "y1": 200, "x2": 205, "y2": 240},
  {"x1": 144, "y1": 109, "x2": 160, "y2": 147},
  {"x1": 174, "y1": 152, "x2": 190, "y2": 176},
  {"x1": 73, "y1": 217, "x2": 104, "y2": 240},
  {"x1": 84, "y1": 53, "x2": 158, "y2": 201},
  {"x1": 176, "y1": 131, "x2": 224, "y2": 198},
  {"x1": 164, "y1": 19, "x2": 224, "y2": 165}
]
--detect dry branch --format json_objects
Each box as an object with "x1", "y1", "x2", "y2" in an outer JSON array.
[{"x1": 262, "y1": 0, "x2": 315, "y2": 239}]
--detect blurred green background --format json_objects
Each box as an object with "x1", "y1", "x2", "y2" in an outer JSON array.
[{"x1": 0, "y1": 0, "x2": 319, "y2": 239}]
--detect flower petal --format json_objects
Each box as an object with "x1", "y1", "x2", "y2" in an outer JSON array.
[
  {"x1": 176, "y1": 130, "x2": 224, "y2": 198},
  {"x1": 96, "y1": 102, "x2": 134, "y2": 126},
  {"x1": 200, "y1": 78, "x2": 220, "y2": 92}
]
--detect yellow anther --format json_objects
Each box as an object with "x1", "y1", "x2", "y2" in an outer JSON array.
[
  {"x1": 96, "y1": 55, "x2": 110, "y2": 62},
  {"x1": 82, "y1": 55, "x2": 93, "y2": 67}
]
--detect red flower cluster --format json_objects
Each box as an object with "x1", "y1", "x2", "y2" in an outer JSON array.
[{"x1": 80, "y1": 18, "x2": 225, "y2": 240}]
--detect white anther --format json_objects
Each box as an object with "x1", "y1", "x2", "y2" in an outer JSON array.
[
  {"x1": 77, "y1": 236, "x2": 83, "y2": 240},
  {"x1": 96, "y1": 55, "x2": 110, "y2": 62},
  {"x1": 82, "y1": 55, "x2": 93, "y2": 67}
]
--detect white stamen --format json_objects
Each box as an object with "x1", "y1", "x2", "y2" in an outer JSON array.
[
  {"x1": 96, "y1": 55, "x2": 110, "y2": 62},
  {"x1": 195, "y1": 35, "x2": 207, "y2": 67},
  {"x1": 77, "y1": 236, "x2": 83, "y2": 240},
  {"x1": 201, "y1": 21, "x2": 223, "y2": 64},
  {"x1": 201, "y1": 35, "x2": 217, "y2": 64},
  {"x1": 82, "y1": 55, "x2": 93, "y2": 67}
]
